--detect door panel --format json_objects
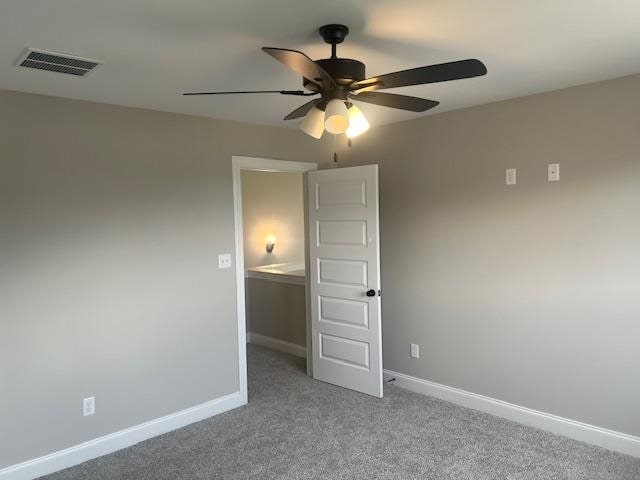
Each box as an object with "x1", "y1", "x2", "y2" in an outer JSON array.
[
  {"x1": 319, "y1": 296, "x2": 369, "y2": 329},
  {"x1": 308, "y1": 165, "x2": 382, "y2": 397},
  {"x1": 318, "y1": 259, "x2": 368, "y2": 287},
  {"x1": 320, "y1": 334, "x2": 370, "y2": 369},
  {"x1": 315, "y1": 179, "x2": 367, "y2": 208},
  {"x1": 317, "y1": 220, "x2": 367, "y2": 247}
]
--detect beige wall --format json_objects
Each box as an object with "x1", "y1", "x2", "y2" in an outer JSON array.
[
  {"x1": 241, "y1": 170, "x2": 304, "y2": 268},
  {"x1": 0, "y1": 89, "x2": 328, "y2": 469},
  {"x1": 245, "y1": 278, "x2": 306, "y2": 347},
  {"x1": 3, "y1": 71, "x2": 639, "y2": 470},
  {"x1": 338, "y1": 74, "x2": 640, "y2": 436}
]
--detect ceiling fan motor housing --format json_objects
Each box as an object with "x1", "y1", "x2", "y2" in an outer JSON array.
[
  {"x1": 304, "y1": 24, "x2": 366, "y2": 96},
  {"x1": 303, "y1": 58, "x2": 365, "y2": 92}
]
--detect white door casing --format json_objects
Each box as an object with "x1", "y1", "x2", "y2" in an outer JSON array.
[{"x1": 307, "y1": 165, "x2": 383, "y2": 398}]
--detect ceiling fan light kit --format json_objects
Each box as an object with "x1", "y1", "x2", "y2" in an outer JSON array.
[
  {"x1": 300, "y1": 106, "x2": 325, "y2": 139},
  {"x1": 183, "y1": 24, "x2": 487, "y2": 140},
  {"x1": 346, "y1": 104, "x2": 370, "y2": 138},
  {"x1": 324, "y1": 98, "x2": 350, "y2": 134}
]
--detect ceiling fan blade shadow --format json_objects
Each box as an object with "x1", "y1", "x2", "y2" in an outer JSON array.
[
  {"x1": 352, "y1": 59, "x2": 487, "y2": 92},
  {"x1": 284, "y1": 99, "x2": 323, "y2": 120},
  {"x1": 349, "y1": 92, "x2": 439, "y2": 112},
  {"x1": 262, "y1": 47, "x2": 335, "y2": 89}
]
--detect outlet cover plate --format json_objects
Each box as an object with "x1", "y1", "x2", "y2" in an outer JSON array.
[{"x1": 83, "y1": 397, "x2": 95, "y2": 416}]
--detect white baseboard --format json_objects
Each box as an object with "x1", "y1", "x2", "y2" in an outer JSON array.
[
  {"x1": 0, "y1": 391, "x2": 244, "y2": 480},
  {"x1": 384, "y1": 369, "x2": 640, "y2": 458},
  {"x1": 247, "y1": 332, "x2": 306, "y2": 358}
]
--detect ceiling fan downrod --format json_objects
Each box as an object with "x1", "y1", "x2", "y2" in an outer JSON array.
[{"x1": 319, "y1": 24, "x2": 349, "y2": 59}]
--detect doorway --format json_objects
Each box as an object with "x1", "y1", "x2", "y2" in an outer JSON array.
[
  {"x1": 233, "y1": 157, "x2": 384, "y2": 402},
  {"x1": 232, "y1": 156, "x2": 317, "y2": 404}
]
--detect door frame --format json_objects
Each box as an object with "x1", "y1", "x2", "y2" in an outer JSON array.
[{"x1": 232, "y1": 156, "x2": 317, "y2": 404}]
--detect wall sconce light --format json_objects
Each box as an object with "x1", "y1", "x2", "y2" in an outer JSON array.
[{"x1": 265, "y1": 236, "x2": 276, "y2": 253}]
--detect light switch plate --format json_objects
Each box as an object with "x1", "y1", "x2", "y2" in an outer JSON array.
[
  {"x1": 218, "y1": 253, "x2": 232, "y2": 269},
  {"x1": 506, "y1": 168, "x2": 516, "y2": 185},
  {"x1": 548, "y1": 163, "x2": 560, "y2": 182}
]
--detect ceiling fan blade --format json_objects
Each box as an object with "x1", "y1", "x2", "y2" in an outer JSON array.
[
  {"x1": 182, "y1": 90, "x2": 317, "y2": 96},
  {"x1": 349, "y1": 92, "x2": 439, "y2": 112},
  {"x1": 284, "y1": 99, "x2": 322, "y2": 120},
  {"x1": 351, "y1": 59, "x2": 487, "y2": 92},
  {"x1": 262, "y1": 47, "x2": 335, "y2": 89}
]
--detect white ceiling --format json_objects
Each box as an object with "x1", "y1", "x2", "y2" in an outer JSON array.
[{"x1": 1, "y1": 0, "x2": 639, "y2": 128}]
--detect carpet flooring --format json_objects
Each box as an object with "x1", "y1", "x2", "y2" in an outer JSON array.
[{"x1": 42, "y1": 344, "x2": 640, "y2": 479}]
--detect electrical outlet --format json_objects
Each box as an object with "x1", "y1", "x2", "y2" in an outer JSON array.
[
  {"x1": 506, "y1": 168, "x2": 516, "y2": 186},
  {"x1": 410, "y1": 343, "x2": 420, "y2": 359},
  {"x1": 218, "y1": 253, "x2": 232, "y2": 269},
  {"x1": 83, "y1": 396, "x2": 95, "y2": 416},
  {"x1": 548, "y1": 163, "x2": 560, "y2": 182}
]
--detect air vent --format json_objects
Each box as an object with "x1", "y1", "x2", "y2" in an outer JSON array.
[{"x1": 16, "y1": 48, "x2": 103, "y2": 77}]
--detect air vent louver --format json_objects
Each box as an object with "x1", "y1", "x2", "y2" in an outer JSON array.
[{"x1": 16, "y1": 48, "x2": 102, "y2": 77}]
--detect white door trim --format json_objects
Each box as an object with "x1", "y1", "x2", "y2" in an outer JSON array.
[{"x1": 232, "y1": 156, "x2": 317, "y2": 403}]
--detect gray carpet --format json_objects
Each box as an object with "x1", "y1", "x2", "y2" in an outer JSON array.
[{"x1": 42, "y1": 344, "x2": 640, "y2": 479}]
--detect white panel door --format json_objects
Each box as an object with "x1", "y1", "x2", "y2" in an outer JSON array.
[{"x1": 308, "y1": 165, "x2": 382, "y2": 398}]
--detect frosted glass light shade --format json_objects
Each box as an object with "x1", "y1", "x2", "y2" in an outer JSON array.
[
  {"x1": 300, "y1": 106, "x2": 325, "y2": 139},
  {"x1": 346, "y1": 104, "x2": 370, "y2": 138},
  {"x1": 324, "y1": 99, "x2": 350, "y2": 134}
]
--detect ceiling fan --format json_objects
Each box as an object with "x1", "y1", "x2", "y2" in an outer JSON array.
[{"x1": 183, "y1": 24, "x2": 487, "y2": 139}]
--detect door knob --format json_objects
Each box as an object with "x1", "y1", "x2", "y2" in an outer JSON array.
[{"x1": 366, "y1": 289, "x2": 376, "y2": 297}]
